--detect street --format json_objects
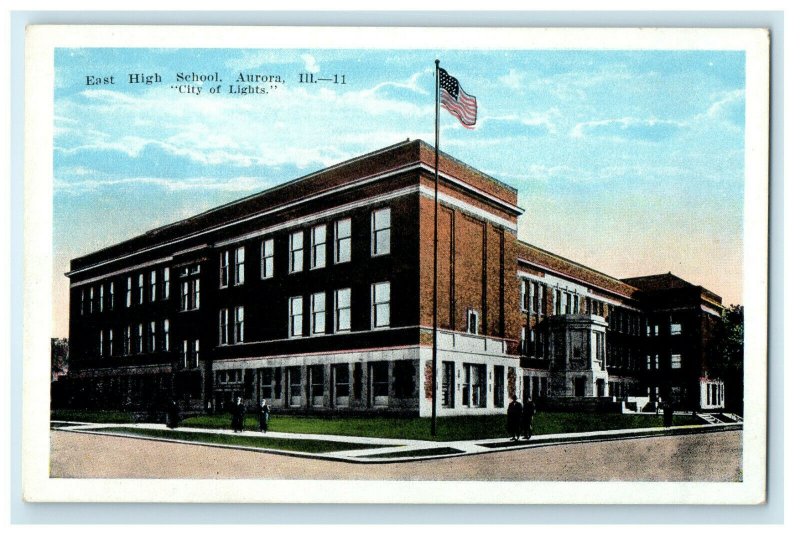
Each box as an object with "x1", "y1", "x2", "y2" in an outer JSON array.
[{"x1": 50, "y1": 428, "x2": 742, "y2": 481}]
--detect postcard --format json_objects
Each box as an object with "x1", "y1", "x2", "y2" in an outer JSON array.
[{"x1": 22, "y1": 25, "x2": 769, "y2": 504}]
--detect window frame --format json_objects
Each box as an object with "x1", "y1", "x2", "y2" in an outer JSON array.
[
  {"x1": 289, "y1": 230, "x2": 304, "y2": 273},
  {"x1": 311, "y1": 292, "x2": 326, "y2": 335},
  {"x1": 334, "y1": 218, "x2": 352, "y2": 264},
  {"x1": 234, "y1": 246, "x2": 245, "y2": 285},
  {"x1": 310, "y1": 224, "x2": 327, "y2": 269},
  {"x1": 220, "y1": 251, "x2": 230, "y2": 288},
  {"x1": 289, "y1": 296, "x2": 304, "y2": 338},
  {"x1": 234, "y1": 305, "x2": 245, "y2": 343},
  {"x1": 371, "y1": 281, "x2": 391, "y2": 329},
  {"x1": 334, "y1": 288, "x2": 351, "y2": 333},
  {"x1": 370, "y1": 207, "x2": 391, "y2": 257},
  {"x1": 260, "y1": 238, "x2": 274, "y2": 279}
]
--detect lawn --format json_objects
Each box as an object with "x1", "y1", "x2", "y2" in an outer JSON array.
[
  {"x1": 179, "y1": 412, "x2": 700, "y2": 441},
  {"x1": 92, "y1": 427, "x2": 386, "y2": 454},
  {"x1": 51, "y1": 409, "x2": 135, "y2": 424},
  {"x1": 52, "y1": 410, "x2": 701, "y2": 441}
]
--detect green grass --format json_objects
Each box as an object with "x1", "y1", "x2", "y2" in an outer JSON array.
[
  {"x1": 52, "y1": 410, "x2": 702, "y2": 441},
  {"x1": 50, "y1": 409, "x2": 135, "y2": 424},
  {"x1": 180, "y1": 412, "x2": 701, "y2": 441},
  {"x1": 94, "y1": 427, "x2": 385, "y2": 454}
]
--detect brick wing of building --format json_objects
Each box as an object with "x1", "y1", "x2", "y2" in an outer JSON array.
[{"x1": 64, "y1": 139, "x2": 727, "y2": 415}]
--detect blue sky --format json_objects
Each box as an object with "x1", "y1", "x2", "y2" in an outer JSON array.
[{"x1": 53, "y1": 47, "x2": 746, "y2": 336}]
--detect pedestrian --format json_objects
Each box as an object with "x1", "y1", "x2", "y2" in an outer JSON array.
[
  {"x1": 507, "y1": 394, "x2": 523, "y2": 441},
  {"x1": 166, "y1": 399, "x2": 181, "y2": 429},
  {"x1": 522, "y1": 396, "x2": 536, "y2": 439},
  {"x1": 663, "y1": 399, "x2": 674, "y2": 428},
  {"x1": 231, "y1": 396, "x2": 246, "y2": 432},
  {"x1": 258, "y1": 398, "x2": 271, "y2": 433}
]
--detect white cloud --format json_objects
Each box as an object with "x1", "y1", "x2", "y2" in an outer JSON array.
[
  {"x1": 301, "y1": 53, "x2": 320, "y2": 74},
  {"x1": 499, "y1": 69, "x2": 525, "y2": 90},
  {"x1": 54, "y1": 176, "x2": 272, "y2": 195}
]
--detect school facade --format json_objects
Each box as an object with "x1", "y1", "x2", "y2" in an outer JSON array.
[{"x1": 63, "y1": 139, "x2": 727, "y2": 415}]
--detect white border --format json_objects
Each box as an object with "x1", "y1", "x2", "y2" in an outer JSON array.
[{"x1": 22, "y1": 25, "x2": 769, "y2": 505}]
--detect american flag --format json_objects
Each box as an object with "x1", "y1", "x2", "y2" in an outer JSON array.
[{"x1": 438, "y1": 68, "x2": 477, "y2": 129}]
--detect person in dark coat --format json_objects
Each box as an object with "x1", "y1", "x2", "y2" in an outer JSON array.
[
  {"x1": 258, "y1": 399, "x2": 271, "y2": 433},
  {"x1": 507, "y1": 395, "x2": 523, "y2": 441},
  {"x1": 521, "y1": 396, "x2": 536, "y2": 439},
  {"x1": 231, "y1": 396, "x2": 246, "y2": 432},
  {"x1": 663, "y1": 399, "x2": 674, "y2": 428},
  {"x1": 166, "y1": 399, "x2": 181, "y2": 429}
]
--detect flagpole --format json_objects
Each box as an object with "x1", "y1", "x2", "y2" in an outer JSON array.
[{"x1": 431, "y1": 59, "x2": 440, "y2": 437}]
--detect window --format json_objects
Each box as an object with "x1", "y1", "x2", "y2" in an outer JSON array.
[
  {"x1": 80, "y1": 289, "x2": 85, "y2": 315},
  {"x1": 162, "y1": 267, "x2": 170, "y2": 299},
  {"x1": 334, "y1": 218, "x2": 351, "y2": 263},
  {"x1": 234, "y1": 306, "x2": 245, "y2": 343},
  {"x1": 370, "y1": 362, "x2": 389, "y2": 407},
  {"x1": 371, "y1": 282, "x2": 391, "y2": 329},
  {"x1": 467, "y1": 309, "x2": 479, "y2": 334},
  {"x1": 311, "y1": 224, "x2": 326, "y2": 269},
  {"x1": 137, "y1": 324, "x2": 144, "y2": 353},
  {"x1": 181, "y1": 276, "x2": 200, "y2": 311},
  {"x1": 89, "y1": 287, "x2": 94, "y2": 314},
  {"x1": 219, "y1": 309, "x2": 229, "y2": 345},
  {"x1": 653, "y1": 354, "x2": 660, "y2": 370},
  {"x1": 220, "y1": 251, "x2": 230, "y2": 287},
  {"x1": 234, "y1": 246, "x2": 245, "y2": 285},
  {"x1": 183, "y1": 339, "x2": 199, "y2": 368},
  {"x1": 289, "y1": 230, "x2": 304, "y2": 273},
  {"x1": 261, "y1": 368, "x2": 274, "y2": 399},
  {"x1": 671, "y1": 322, "x2": 682, "y2": 335},
  {"x1": 149, "y1": 321, "x2": 157, "y2": 352},
  {"x1": 109, "y1": 281, "x2": 114, "y2": 310},
  {"x1": 371, "y1": 207, "x2": 391, "y2": 256},
  {"x1": 182, "y1": 340, "x2": 189, "y2": 368},
  {"x1": 442, "y1": 361, "x2": 455, "y2": 408},
  {"x1": 311, "y1": 292, "x2": 326, "y2": 335},
  {"x1": 107, "y1": 328, "x2": 114, "y2": 357},
  {"x1": 126, "y1": 277, "x2": 132, "y2": 307},
  {"x1": 99, "y1": 285, "x2": 104, "y2": 312},
  {"x1": 671, "y1": 354, "x2": 682, "y2": 369},
  {"x1": 520, "y1": 280, "x2": 529, "y2": 311},
  {"x1": 260, "y1": 239, "x2": 274, "y2": 279},
  {"x1": 163, "y1": 319, "x2": 170, "y2": 351},
  {"x1": 333, "y1": 363, "x2": 350, "y2": 407},
  {"x1": 335, "y1": 288, "x2": 351, "y2": 332},
  {"x1": 137, "y1": 274, "x2": 144, "y2": 304},
  {"x1": 309, "y1": 365, "x2": 324, "y2": 407},
  {"x1": 494, "y1": 365, "x2": 505, "y2": 408},
  {"x1": 194, "y1": 339, "x2": 200, "y2": 368},
  {"x1": 150, "y1": 270, "x2": 157, "y2": 301},
  {"x1": 289, "y1": 296, "x2": 303, "y2": 338},
  {"x1": 288, "y1": 367, "x2": 302, "y2": 407},
  {"x1": 125, "y1": 326, "x2": 131, "y2": 355},
  {"x1": 99, "y1": 330, "x2": 104, "y2": 356},
  {"x1": 462, "y1": 364, "x2": 486, "y2": 408}
]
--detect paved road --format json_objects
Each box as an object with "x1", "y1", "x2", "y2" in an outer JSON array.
[{"x1": 50, "y1": 429, "x2": 742, "y2": 481}]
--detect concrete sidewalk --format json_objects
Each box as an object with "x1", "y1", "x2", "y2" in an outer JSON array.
[{"x1": 50, "y1": 419, "x2": 743, "y2": 464}]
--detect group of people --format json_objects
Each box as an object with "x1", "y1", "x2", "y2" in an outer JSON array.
[
  {"x1": 230, "y1": 397, "x2": 272, "y2": 433},
  {"x1": 507, "y1": 394, "x2": 536, "y2": 441}
]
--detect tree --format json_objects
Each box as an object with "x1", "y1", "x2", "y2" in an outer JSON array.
[
  {"x1": 713, "y1": 305, "x2": 744, "y2": 414},
  {"x1": 51, "y1": 337, "x2": 69, "y2": 381}
]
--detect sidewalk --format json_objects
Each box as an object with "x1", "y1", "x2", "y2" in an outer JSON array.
[{"x1": 50, "y1": 419, "x2": 743, "y2": 464}]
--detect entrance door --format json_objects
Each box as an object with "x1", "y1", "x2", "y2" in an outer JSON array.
[
  {"x1": 574, "y1": 377, "x2": 586, "y2": 397},
  {"x1": 596, "y1": 379, "x2": 605, "y2": 397}
]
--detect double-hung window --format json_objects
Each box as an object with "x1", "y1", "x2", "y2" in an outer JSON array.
[
  {"x1": 163, "y1": 319, "x2": 170, "y2": 351},
  {"x1": 334, "y1": 218, "x2": 351, "y2": 263},
  {"x1": 219, "y1": 309, "x2": 230, "y2": 345},
  {"x1": 260, "y1": 239, "x2": 274, "y2": 279},
  {"x1": 335, "y1": 288, "x2": 351, "y2": 333},
  {"x1": 150, "y1": 270, "x2": 157, "y2": 301},
  {"x1": 289, "y1": 231, "x2": 304, "y2": 273},
  {"x1": 126, "y1": 277, "x2": 132, "y2": 308},
  {"x1": 137, "y1": 274, "x2": 144, "y2": 305},
  {"x1": 162, "y1": 267, "x2": 170, "y2": 299},
  {"x1": 99, "y1": 285, "x2": 104, "y2": 312},
  {"x1": 311, "y1": 292, "x2": 326, "y2": 335},
  {"x1": 289, "y1": 296, "x2": 303, "y2": 338},
  {"x1": 371, "y1": 282, "x2": 391, "y2": 329},
  {"x1": 234, "y1": 306, "x2": 245, "y2": 343},
  {"x1": 220, "y1": 251, "x2": 230, "y2": 287},
  {"x1": 467, "y1": 309, "x2": 479, "y2": 334},
  {"x1": 311, "y1": 224, "x2": 326, "y2": 269},
  {"x1": 234, "y1": 246, "x2": 245, "y2": 285},
  {"x1": 371, "y1": 208, "x2": 391, "y2": 256}
]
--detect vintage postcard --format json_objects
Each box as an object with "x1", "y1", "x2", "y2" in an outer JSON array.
[{"x1": 22, "y1": 25, "x2": 769, "y2": 504}]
